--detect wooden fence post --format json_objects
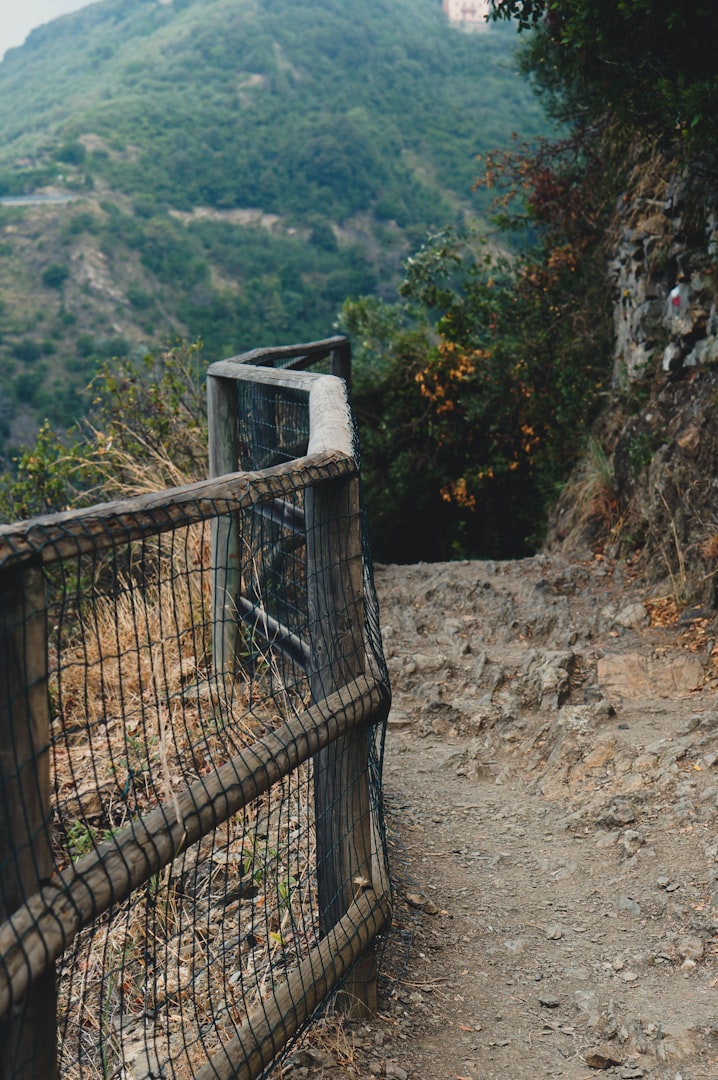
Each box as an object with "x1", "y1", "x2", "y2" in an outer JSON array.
[
  {"x1": 207, "y1": 374, "x2": 242, "y2": 682},
  {"x1": 0, "y1": 563, "x2": 56, "y2": 1079},
  {"x1": 306, "y1": 471, "x2": 378, "y2": 1017},
  {"x1": 330, "y1": 340, "x2": 351, "y2": 387}
]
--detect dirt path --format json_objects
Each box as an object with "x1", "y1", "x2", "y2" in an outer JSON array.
[{"x1": 288, "y1": 553, "x2": 718, "y2": 1080}]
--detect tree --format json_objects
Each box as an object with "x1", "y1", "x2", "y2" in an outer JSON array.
[
  {"x1": 490, "y1": 1, "x2": 718, "y2": 164},
  {"x1": 345, "y1": 175, "x2": 613, "y2": 561}
]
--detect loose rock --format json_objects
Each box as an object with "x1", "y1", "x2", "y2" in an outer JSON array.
[{"x1": 585, "y1": 1046, "x2": 624, "y2": 1069}]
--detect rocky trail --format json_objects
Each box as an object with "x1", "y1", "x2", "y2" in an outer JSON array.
[{"x1": 286, "y1": 552, "x2": 718, "y2": 1080}]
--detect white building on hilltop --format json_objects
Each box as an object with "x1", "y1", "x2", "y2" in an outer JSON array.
[{"x1": 442, "y1": 0, "x2": 491, "y2": 26}]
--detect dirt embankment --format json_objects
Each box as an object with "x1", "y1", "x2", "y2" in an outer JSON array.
[{"x1": 285, "y1": 552, "x2": 718, "y2": 1080}]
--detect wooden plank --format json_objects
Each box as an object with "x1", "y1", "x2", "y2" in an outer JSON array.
[
  {"x1": 206, "y1": 368, "x2": 353, "y2": 460},
  {"x1": 330, "y1": 339, "x2": 352, "y2": 386},
  {"x1": 206, "y1": 362, "x2": 321, "y2": 392},
  {"x1": 252, "y1": 498, "x2": 304, "y2": 533},
  {"x1": 236, "y1": 595, "x2": 311, "y2": 671},
  {"x1": 207, "y1": 373, "x2": 240, "y2": 478},
  {"x1": 208, "y1": 374, "x2": 242, "y2": 679},
  {"x1": 307, "y1": 378, "x2": 354, "y2": 458},
  {"x1": 210, "y1": 336, "x2": 349, "y2": 372},
  {"x1": 195, "y1": 887, "x2": 391, "y2": 1080},
  {"x1": 0, "y1": 675, "x2": 385, "y2": 1020},
  {"x1": 0, "y1": 565, "x2": 57, "y2": 1078},
  {"x1": 0, "y1": 454, "x2": 354, "y2": 570}
]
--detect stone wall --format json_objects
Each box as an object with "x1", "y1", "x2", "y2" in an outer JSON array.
[{"x1": 610, "y1": 169, "x2": 718, "y2": 387}]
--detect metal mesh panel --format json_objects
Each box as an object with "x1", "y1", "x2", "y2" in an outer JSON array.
[{"x1": 236, "y1": 382, "x2": 310, "y2": 472}]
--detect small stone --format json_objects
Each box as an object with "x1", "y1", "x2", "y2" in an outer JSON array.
[
  {"x1": 621, "y1": 970, "x2": 639, "y2": 983},
  {"x1": 385, "y1": 1062, "x2": 409, "y2": 1080},
  {"x1": 547, "y1": 924, "x2": 563, "y2": 940},
  {"x1": 505, "y1": 937, "x2": 530, "y2": 955},
  {"x1": 615, "y1": 602, "x2": 649, "y2": 629},
  {"x1": 678, "y1": 935, "x2": 704, "y2": 961},
  {"x1": 405, "y1": 891, "x2": 438, "y2": 915},
  {"x1": 656, "y1": 875, "x2": 670, "y2": 888},
  {"x1": 288, "y1": 1051, "x2": 313, "y2": 1069},
  {"x1": 595, "y1": 830, "x2": 621, "y2": 849},
  {"x1": 621, "y1": 830, "x2": 644, "y2": 856},
  {"x1": 388, "y1": 712, "x2": 413, "y2": 730},
  {"x1": 564, "y1": 965, "x2": 590, "y2": 980},
  {"x1": 539, "y1": 996, "x2": 560, "y2": 1008},
  {"x1": 575, "y1": 989, "x2": 599, "y2": 1013},
  {"x1": 617, "y1": 896, "x2": 642, "y2": 915},
  {"x1": 307, "y1": 1049, "x2": 335, "y2": 1067},
  {"x1": 585, "y1": 1045, "x2": 624, "y2": 1069},
  {"x1": 601, "y1": 800, "x2": 637, "y2": 827},
  {"x1": 553, "y1": 861, "x2": 579, "y2": 880}
]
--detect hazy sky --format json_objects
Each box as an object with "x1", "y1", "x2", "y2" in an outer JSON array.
[{"x1": 1, "y1": 1, "x2": 96, "y2": 61}]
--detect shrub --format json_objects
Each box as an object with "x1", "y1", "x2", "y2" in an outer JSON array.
[
  {"x1": 43, "y1": 263, "x2": 70, "y2": 289},
  {"x1": 0, "y1": 341, "x2": 207, "y2": 523},
  {"x1": 344, "y1": 129, "x2": 617, "y2": 560}
]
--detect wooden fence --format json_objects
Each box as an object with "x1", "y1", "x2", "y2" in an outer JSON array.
[{"x1": 0, "y1": 337, "x2": 391, "y2": 1078}]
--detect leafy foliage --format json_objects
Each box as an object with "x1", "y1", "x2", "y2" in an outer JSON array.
[
  {"x1": 0, "y1": 420, "x2": 80, "y2": 520},
  {"x1": 343, "y1": 297, "x2": 450, "y2": 562},
  {"x1": 0, "y1": 342, "x2": 207, "y2": 522},
  {"x1": 347, "y1": 132, "x2": 616, "y2": 561},
  {"x1": 490, "y1": 1, "x2": 718, "y2": 165}
]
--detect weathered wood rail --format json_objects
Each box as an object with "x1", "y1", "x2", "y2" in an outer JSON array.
[{"x1": 0, "y1": 336, "x2": 391, "y2": 1079}]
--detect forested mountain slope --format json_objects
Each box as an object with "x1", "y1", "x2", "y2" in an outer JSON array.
[{"x1": 0, "y1": 0, "x2": 548, "y2": 452}]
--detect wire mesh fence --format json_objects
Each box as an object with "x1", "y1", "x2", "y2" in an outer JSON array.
[{"x1": 0, "y1": 338, "x2": 391, "y2": 1079}]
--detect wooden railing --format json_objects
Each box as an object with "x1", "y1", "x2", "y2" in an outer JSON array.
[{"x1": 0, "y1": 337, "x2": 391, "y2": 1079}]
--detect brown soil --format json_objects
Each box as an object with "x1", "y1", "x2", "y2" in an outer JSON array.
[{"x1": 286, "y1": 552, "x2": 718, "y2": 1080}]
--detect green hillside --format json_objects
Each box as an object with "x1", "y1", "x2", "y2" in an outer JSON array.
[{"x1": 0, "y1": 0, "x2": 549, "y2": 452}]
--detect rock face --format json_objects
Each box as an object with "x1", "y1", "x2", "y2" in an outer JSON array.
[
  {"x1": 610, "y1": 166, "x2": 718, "y2": 388},
  {"x1": 549, "y1": 160, "x2": 718, "y2": 610}
]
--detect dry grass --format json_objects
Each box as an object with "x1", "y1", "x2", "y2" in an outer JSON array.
[
  {"x1": 550, "y1": 436, "x2": 622, "y2": 550},
  {"x1": 657, "y1": 491, "x2": 686, "y2": 596},
  {"x1": 85, "y1": 420, "x2": 203, "y2": 498}
]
